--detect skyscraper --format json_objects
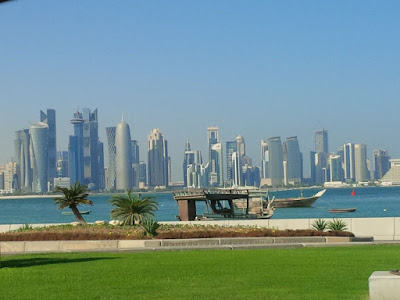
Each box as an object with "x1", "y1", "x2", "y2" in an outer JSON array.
[
  {"x1": 56, "y1": 151, "x2": 69, "y2": 178},
  {"x1": 261, "y1": 140, "x2": 269, "y2": 178},
  {"x1": 131, "y1": 140, "x2": 140, "y2": 188},
  {"x1": 315, "y1": 130, "x2": 328, "y2": 154},
  {"x1": 226, "y1": 141, "x2": 237, "y2": 185},
  {"x1": 115, "y1": 118, "x2": 133, "y2": 190},
  {"x1": 183, "y1": 139, "x2": 192, "y2": 187},
  {"x1": 210, "y1": 142, "x2": 223, "y2": 186},
  {"x1": 40, "y1": 109, "x2": 57, "y2": 182},
  {"x1": 69, "y1": 110, "x2": 84, "y2": 185},
  {"x1": 355, "y1": 144, "x2": 369, "y2": 182},
  {"x1": 30, "y1": 122, "x2": 49, "y2": 192},
  {"x1": 207, "y1": 127, "x2": 219, "y2": 163},
  {"x1": 14, "y1": 129, "x2": 31, "y2": 191},
  {"x1": 373, "y1": 149, "x2": 390, "y2": 180},
  {"x1": 105, "y1": 126, "x2": 116, "y2": 190},
  {"x1": 285, "y1": 136, "x2": 302, "y2": 184},
  {"x1": 268, "y1": 137, "x2": 284, "y2": 187},
  {"x1": 148, "y1": 128, "x2": 168, "y2": 187},
  {"x1": 344, "y1": 143, "x2": 355, "y2": 182},
  {"x1": 329, "y1": 155, "x2": 342, "y2": 182},
  {"x1": 82, "y1": 108, "x2": 100, "y2": 188}
]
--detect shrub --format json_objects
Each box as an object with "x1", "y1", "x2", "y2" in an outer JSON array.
[
  {"x1": 327, "y1": 219, "x2": 347, "y2": 231},
  {"x1": 140, "y1": 217, "x2": 160, "y2": 237},
  {"x1": 311, "y1": 219, "x2": 328, "y2": 231}
]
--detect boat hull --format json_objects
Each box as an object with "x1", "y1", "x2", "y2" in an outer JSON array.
[
  {"x1": 329, "y1": 208, "x2": 356, "y2": 213},
  {"x1": 273, "y1": 196, "x2": 319, "y2": 208}
]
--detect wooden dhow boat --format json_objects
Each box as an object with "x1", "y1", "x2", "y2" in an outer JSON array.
[
  {"x1": 268, "y1": 189, "x2": 327, "y2": 208},
  {"x1": 172, "y1": 189, "x2": 274, "y2": 221}
]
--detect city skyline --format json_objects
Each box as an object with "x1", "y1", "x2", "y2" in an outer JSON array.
[{"x1": 1, "y1": 1, "x2": 399, "y2": 181}]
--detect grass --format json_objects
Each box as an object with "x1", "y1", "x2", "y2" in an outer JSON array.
[{"x1": 1, "y1": 245, "x2": 399, "y2": 299}]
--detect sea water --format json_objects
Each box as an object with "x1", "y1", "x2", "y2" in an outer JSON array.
[{"x1": 1, "y1": 187, "x2": 400, "y2": 224}]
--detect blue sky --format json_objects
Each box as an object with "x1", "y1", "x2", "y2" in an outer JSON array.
[{"x1": 1, "y1": 1, "x2": 399, "y2": 181}]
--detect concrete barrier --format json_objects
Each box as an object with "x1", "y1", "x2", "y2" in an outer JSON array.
[
  {"x1": 0, "y1": 236, "x2": 373, "y2": 255},
  {"x1": 369, "y1": 271, "x2": 400, "y2": 299}
]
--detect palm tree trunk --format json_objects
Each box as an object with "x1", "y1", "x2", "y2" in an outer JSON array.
[{"x1": 70, "y1": 204, "x2": 86, "y2": 224}]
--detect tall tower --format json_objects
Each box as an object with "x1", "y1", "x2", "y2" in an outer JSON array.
[
  {"x1": 14, "y1": 129, "x2": 31, "y2": 190},
  {"x1": 82, "y1": 108, "x2": 100, "y2": 188},
  {"x1": 285, "y1": 136, "x2": 302, "y2": 184},
  {"x1": 207, "y1": 127, "x2": 219, "y2": 163},
  {"x1": 373, "y1": 150, "x2": 390, "y2": 180},
  {"x1": 315, "y1": 130, "x2": 328, "y2": 154},
  {"x1": 210, "y1": 142, "x2": 223, "y2": 186},
  {"x1": 226, "y1": 141, "x2": 237, "y2": 185},
  {"x1": 69, "y1": 110, "x2": 84, "y2": 185},
  {"x1": 148, "y1": 128, "x2": 168, "y2": 187},
  {"x1": 40, "y1": 109, "x2": 56, "y2": 183},
  {"x1": 260, "y1": 140, "x2": 268, "y2": 179},
  {"x1": 115, "y1": 118, "x2": 133, "y2": 190},
  {"x1": 343, "y1": 143, "x2": 355, "y2": 182},
  {"x1": 355, "y1": 144, "x2": 369, "y2": 182},
  {"x1": 183, "y1": 139, "x2": 192, "y2": 187},
  {"x1": 268, "y1": 137, "x2": 284, "y2": 187},
  {"x1": 236, "y1": 135, "x2": 245, "y2": 158},
  {"x1": 30, "y1": 122, "x2": 49, "y2": 192},
  {"x1": 105, "y1": 127, "x2": 116, "y2": 190},
  {"x1": 131, "y1": 140, "x2": 140, "y2": 188}
]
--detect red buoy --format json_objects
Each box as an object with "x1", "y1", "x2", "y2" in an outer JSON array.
[{"x1": 351, "y1": 189, "x2": 355, "y2": 196}]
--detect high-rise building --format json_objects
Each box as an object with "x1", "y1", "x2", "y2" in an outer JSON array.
[
  {"x1": 309, "y1": 151, "x2": 316, "y2": 183},
  {"x1": 98, "y1": 142, "x2": 105, "y2": 190},
  {"x1": 56, "y1": 151, "x2": 69, "y2": 178},
  {"x1": 268, "y1": 137, "x2": 284, "y2": 187},
  {"x1": 329, "y1": 155, "x2": 342, "y2": 182},
  {"x1": 207, "y1": 127, "x2": 219, "y2": 163},
  {"x1": 40, "y1": 109, "x2": 57, "y2": 183},
  {"x1": 30, "y1": 122, "x2": 49, "y2": 192},
  {"x1": 148, "y1": 128, "x2": 168, "y2": 187},
  {"x1": 261, "y1": 140, "x2": 269, "y2": 178},
  {"x1": 185, "y1": 150, "x2": 203, "y2": 188},
  {"x1": 355, "y1": 144, "x2": 369, "y2": 182},
  {"x1": 115, "y1": 118, "x2": 133, "y2": 190},
  {"x1": 373, "y1": 150, "x2": 391, "y2": 180},
  {"x1": 232, "y1": 152, "x2": 241, "y2": 186},
  {"x1": 210, "y1": 142, "x2": 223, "y2": 186},
  {"x1": 69, "y1": 110, "x2": 84, "y2": 185},
  {"x1": 14, "y1": 129, "x2": 31, "y2": 191},
  {"x1": 82, "y1": 108, "x2": 100, "y2": 189},
  {"x1": 226, "y1": 141, "x2": 237, "y2": 185},
  {"x1": 315, "y1": 130, "x2": 328, "y2": 153},
  {"x1": 344, "y1": 143, "x2": 355, "y2": 182},
  {"x1": 131, "y1": 140, "x2": 140, "y2": 188},
  {"x1": 183, "y1": 139, "x2": 192, "y2": 187},
  {"x1": 236, "y1": 135, "x2": 245, "y2": 157},
  {"x1": 105, "y1": 127, "x2": 116, "y2": 190},
  {"x1": 139, "y1": 161, "x2": 147, "y2": 186},
  {"x1": 285, "y1": 136, "x2": 302, "y2": 184}
]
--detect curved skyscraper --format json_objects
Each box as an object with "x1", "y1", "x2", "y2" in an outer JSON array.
[
  {"x1": 14, "y1": 129, "x2": 32, "y2": 190},
  {"x1": 30, "y1": 122, "x2": 49, "y2": 192},
  {"x1": 69, "y1": 110, "x2": 84, "y2": 185},
  {"x1": 115, "y1": 119, "x2": 132, "y2": 190}
]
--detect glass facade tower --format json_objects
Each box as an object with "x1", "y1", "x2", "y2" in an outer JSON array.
[{"x1": 30, "y1": 122, "x2": 49, "y2": 192}]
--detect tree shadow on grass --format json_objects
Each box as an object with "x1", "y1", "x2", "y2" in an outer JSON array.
[{"x1": 1, "y1": 256, "x2": 117, "y2": 269}]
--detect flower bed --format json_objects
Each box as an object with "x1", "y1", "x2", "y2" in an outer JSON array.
[{"x1": 0, "y1": 224, "x2": 353, "y2": 241}]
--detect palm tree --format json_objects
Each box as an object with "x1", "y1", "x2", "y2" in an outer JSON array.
[
  {"x1": 108, "y1": 191, "x2": 158, "y2": 226},
  {"x1": 53, "y1": 182, "x2": 93, "y2": 224}
]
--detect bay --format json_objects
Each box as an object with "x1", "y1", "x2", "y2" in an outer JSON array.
[{"x1": 0, "y1": 187, "x2": 400, "y2": 224}]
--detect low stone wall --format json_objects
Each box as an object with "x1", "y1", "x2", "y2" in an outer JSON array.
[
  {"x1": 0, "y1": 236, "x2": 367, "y2": 255},
  {"x1": 1, "y1": 217, "x2": 399, "y2": 240},
  {"x1": 164, "y1": 217, "x2": 400, "y2": 241}
]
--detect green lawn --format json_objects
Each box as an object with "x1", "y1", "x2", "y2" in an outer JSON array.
[{"x1": 1, "y1": 245, "x2": 399, "y2": 299}]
